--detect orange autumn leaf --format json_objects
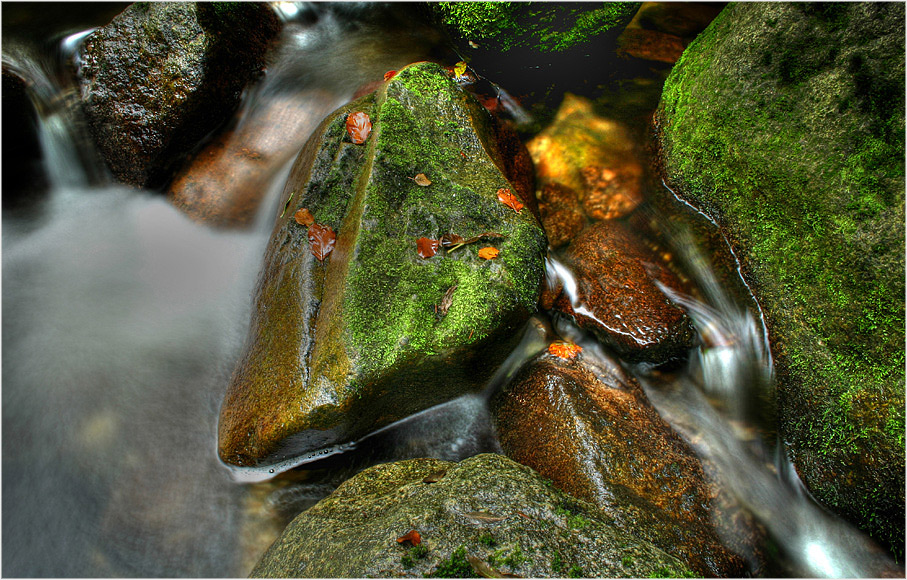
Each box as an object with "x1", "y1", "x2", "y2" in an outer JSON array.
[
  {"x1": 396, "y1": 530, "x2": 422, "y2": 545},
  {"x1": 413, "y1": 173, "x2": 432, "y2": 186},
  {"x1": 548, "y1": 341, "x2": 582, "y2": 360},
  {"x1": 384, "y1": 70, "x2": 397, "y2": 81},
  {"x1": 478, "y1": 246, "x2": 499, "y2": 260},
  {"x1": 346, "y1": 111, "x2": 371, "y2": 144},
  {"x1": 308, "y1": 223, "x2": 336, "y2": 262},
  {"x1": 497, "y1": 188, "x2": 523, "y2": 213},
  {"x1": 294, "y1": 208, "x2": 315, "y2": 227},
  {"x1": 417, "y1": 237, "x2": 440, "y2": 259}
]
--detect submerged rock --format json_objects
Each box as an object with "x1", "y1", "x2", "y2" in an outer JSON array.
[
  {"x1": 536, "y1": 181, "x2": 587, "y2": 249},
  {"x1": 491, "y1": 353, "x2": 747, "y2": 576},
  {"x1": 218, "y1": 62, "x2": 547, "y2": 469},
  {"x1": 526, "y1": 94, "x2": 644, "y2": 222},
  {"x1": 553, "y1": 220, "x2": 697, "y2": 364},
  {"x1": 78, "y1": 2, "x2": 279, "y2": 187},
  {"x1": 251, "y1": 453, "x2": 692, "y2": 578},
  {"x1": 656, "y1": 2, "x2": 905, "y2": 554}
]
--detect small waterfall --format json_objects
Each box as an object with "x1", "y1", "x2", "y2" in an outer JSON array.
[
  {"x1": 4, "y1": 30, "x2": 108, "y2": 189},
  {"x1": 636, "y1": 237, "x2": 901, "y2": 578}
]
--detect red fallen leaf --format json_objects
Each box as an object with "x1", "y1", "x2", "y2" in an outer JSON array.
[
  {"x1": 384, "y1": 70, "x2": 397, "y2": 81},
  {"x1": 346, "y1": 111, "x2": 371, "y2": 144},
  {"x1": 396, "y1": 530, "x2": 422, "y2": 545},
  {"x1": 308, "y1": 223, "x2": 336, "y2": 262},
  {"x1": 417, "y1": 237, "x2": 440, "y2": 259},
  {"x1": 478, "y1": 247, "x2": 500, "y2": 260},
  {"x1": 548, "y1": 341, "x2": 582, "y2": 360},
  {"x1": 294, "y1": 208, "x2": 314, "y2": 227},
  {"x1": 497, "y1": 188, "x2": 523, "y2": 213}
]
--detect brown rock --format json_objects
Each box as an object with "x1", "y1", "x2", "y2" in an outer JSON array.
[
  {"x1": 491, "y1": 353, "x2": 748, "y2": 577},
  {"x1": 616, "y1": 28, "x2": 686, "y2": 63},
  {"x1": 168, "y1": 89, "x2": 343, "y2": 228},
  {"x1": 580, "y1": 163, "x2": 643, "y2": 220},
  {"x1": 526, "y1": 94, "x2": 639, "y2": 200},
  {"x1": 78, "y1": 2, "x2": 280, "y2": 188},
  {"x1": 537, "y1": 182, "x2": 586, "y2": 248},
  {"x1": 553, "y1": 220, "x2": 696, "y2": 364}
]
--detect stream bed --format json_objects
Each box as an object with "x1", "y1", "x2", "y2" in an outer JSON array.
[{"x1": 2, "y1": 3, "x2": 902, "y2": 578}]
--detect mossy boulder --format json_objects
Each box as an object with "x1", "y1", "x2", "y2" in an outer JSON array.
[
  {"x1": 251, "y1": 453, "x2": 692, "y2": 578},
  {"x1": 218, "y1": 62, "x2": 547, "y2": 470},
  {"x1": 78, "y1": 2, "x2": 279, "y2": 187},
  {"x1": 655, "y1": 2, "x2": 905, "y2": 555}
]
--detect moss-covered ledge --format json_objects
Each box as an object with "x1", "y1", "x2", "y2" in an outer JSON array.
[{"x1": 655, "y1": 2, "x2": 904, "y2": 556}]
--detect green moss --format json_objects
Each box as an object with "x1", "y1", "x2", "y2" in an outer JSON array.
[
  {"x1": 567, "y1": 564, "x2": 584, "y2": 578},
  {"x1": 430, "y1": 546, "x2": 473, "y2": 578},
  {"x1": 622, "y1": 555, "x2": 634, "y2": 567},
  {"x1": 435, "y1": 2, "x2": 638, "y2": 52},
  {"x1": 477, "y1": 532, "x2": 496, "y2": 547},
  {"x1": 402, "y1": 544, "x2": 430, "y2": 568},
  {"x1": 551, "y1": 552, "x2": 565, "y2": 574}
]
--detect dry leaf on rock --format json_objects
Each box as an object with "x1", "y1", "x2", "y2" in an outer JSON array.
[
  {"x1": 497, "y1": 188, "x2": 524, "y2": 213},
  {"x1": 294, "y1": 208, "x2": 315, "y2": 227},
  {"x1": 413, "y1": 173, "x2": 432, "y2": 186},
  {"x1": 478, "y1": 247, "x2": 500, "y2": 260},
  {"x1": 346, "y1": 111, "x2": 371, "y2": 144},
  {"x1": 417, "y1": 237, "x2": 440, "y2": 259},
  {"x1": 396, "y1": 530, "x2": 422, "y2": 545},
  {"x1": 548, "y1": 341, "x2": 582, "y2": 360},
  {"x1": 308, "y1": 223, "x2": 336, "y2": 262}
]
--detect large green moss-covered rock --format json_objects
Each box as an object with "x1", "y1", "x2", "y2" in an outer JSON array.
[
  {"x1": 251, "y1": 453, "x2": 692, "y2": 578},
  {"x1": 218, "y1": 62, "x2": 547, "y2": 469},
  {"x1": 655, "y1": 2, "x2": 905, "y2": 555}
]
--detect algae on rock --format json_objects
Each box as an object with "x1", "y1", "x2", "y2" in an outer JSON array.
[
  {"x1": 655, "y1": 2, "x2": 905, "y2": 555},
  {"x1": 250, "y1": 454, "x2": 693, "y2": 578},
  {"x1": 218, "y1": 62, "x2": 547, "y2": 470}
]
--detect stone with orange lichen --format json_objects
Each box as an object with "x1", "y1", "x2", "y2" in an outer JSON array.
[
  {"x1": 580, "y1": 163, "x2": 643, "y2": 221},
  {"x1": 537, "y1": 182, "x2": 586, "y2": 248},
  {"x1": 491, "y1": 353, "x2": 749, "y2": 577},
  {"x1": 526, "y1": 94, "x2": 639, "y2": 200},
  {"x1": 553, "y1": 220, "x2": 696, "y2": 364}
]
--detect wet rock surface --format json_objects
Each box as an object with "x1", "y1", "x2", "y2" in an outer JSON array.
[
  {"x1": 251, "y1": 453, "x2": 692, "y2": 578},
  {"x1": 491, "y1": 353, "x2": 747, "y2": 576},
  {"x1": 526, "y1": 93, "x2": 643, "y2": 223},
  {"x1": 536, "y1": 182, "x2": 586, "y2": 249},
  {"x1": 218, "y1": 62, "x2": 547, "y2": 469},
  {"x1": 553, "y1": 220, "x2": 697, "y2": 364},
  {"x1": 656, "y1": 1, "x2": 905, "y2": 553},
  {"x1": 78, "y1": 2, "x2": 279, "y2": 188}
]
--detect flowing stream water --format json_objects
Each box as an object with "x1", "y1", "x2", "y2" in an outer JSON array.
[{"x1": 2, "y1": 3, "x2": 900, "y2": 577}]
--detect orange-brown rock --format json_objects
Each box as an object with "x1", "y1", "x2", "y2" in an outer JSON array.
[
  {"x1": 536, "y1": 182, "x2": 586, "y2": 248},
  {"x1": 553, "y1": 220, "x2": 696, "y2": 364},
  {"x1": 616, "y1": 28, "x2": 686, "y2": 63},
  {"x1": 168, "y1": 90, "x2": 344, "y2": 228},
  {"x1": 580, "y1": 164, "x2": 643, "y2": 220},
  {"x1": 526, "y1": 94, "x2": 643, "y2": 215},
  {"x1": 491, "y1": 353, "x2": 748, "y2": 577}
]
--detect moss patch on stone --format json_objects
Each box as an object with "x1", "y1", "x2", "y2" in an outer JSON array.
[
  {"x1": 656, "y1": 2, "x2": 905, "y2": 554},
  {"x1": 434, "y1": 2, "x2": 639, "y2": 52}
]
